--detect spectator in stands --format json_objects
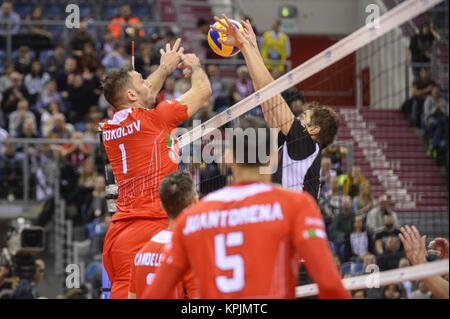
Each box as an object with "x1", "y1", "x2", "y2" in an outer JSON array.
[
  {"x1": 1, "y1": 72, "x2": 29, "y2": 123},
  {"x1": 8, "y1": 99, "x2": 36, "y2": 137},
  {"x1": 380, "y1": 283, "x2": 405, "y2": 299},
  {"x1": 33, "y1": 143, "x2": 58, "y2": 201},
  {"x1": 0, "y1": 1, "x2": 21, "y2": 36},
  {"x1": 342, "y1": 165, "x2": 366, "y2": 198},
  {"x1": 45, "y1": 44, "x2": 67, "y2": 77},
  {"x1": 102, "y1": 30, "x2": 116, "y2": 58},
  {"x1": 410, "y1": 67, "x2": 436, "y2": 127},
  {"x1": 60, "y1": 131, "x2": 91, "y2": 175},
  {"x1": 78, "y1": 157, "x2": 97, "y2": 189},
  {"x1": 408, "y1": 21, "x2": 441, "y2": 79},
  {"x1": 282, "y1": 88, "x2": 305, "y2": 117},
  {"x1": 39, "y1": 101, "x2": 61, "y2": 137},
  {"x1": 352, "y1": 181, "x2": 375, "y2": 217},
  {"x1": 398, "y1": 258, "x2": 413, "y2": 299},
  {"x1": 55, "y1": 57, "x2": 78, "y2": 100},
  {"x1": 331, "y1": 195, "x2": 355, "y2": 262},
  {"x1": 23, "y1": 5, "x2": 53, "y2": 44},
  {"x1": 319, "y1": 176, "x2": 342, "y2": 238},
  {"x1": 376, "y1": 235, "x2": 405, "y2": 271},
  {"x1": 102, "y1": 44, "x2": 127, "y2": 74},
  {"x1": 153, "y1": 29, "x2": 177, "y2": 61},
  {"x1": 83, "y1": 176, "x2": 108, "y2": 224},
  {"x1": 410, "y1": 281, "x2": 432, "y2": 299},
  {"x1": 0, "y1": 63, "x2": 14, "y2": 94},
  {"x1": 366, "y1": 195, "x2": 400, "y2": 235},
  {"x1": 349, "y1": 215, "x2": 370, "y2": 260},
  {"x1": 13, "y1": 46, "x2": 33, "y2": 75},
  {"x1": 352, "y1": 290, "x2": 367, "y2": 299},
  {"x1": 16, "y1": 117, "x2": 39, "y2": 156},
  {"x1": 423, "y1": 84, "x2": 447, "y2": 130},
  {"x1": 24, "y1": 60, "x2": 50, "y2": 106},
  {"x1": 156, "y1": 77, "x2": 181, "y2": 105},
  {"x1": 35, "y1": 79, "x2": 63, "y2": 115},
  {"x1": 69, "y1": 21, "x2": 96, "y2": 57},
  {"x1": 78, "y1": 42, "x2": 100, "y2": 74},
  {"x1": 47, "y1": 113, "x2": 72, "y2": 139},
  {"x1": 233, "y1": 65, "x2": 253, "y2": 103},
  {"x1": 322, "y1": 144, "x2": 347, "y2": 175},
  {"x1": 192, "y1": 18, "x2": 210, "y2": 61},
  {"x1": 135, "y1": 43, "x2": 158, "y2": 78},
  {"x1": 0, "y1": 141, "x2": 24, "y2": 200},
  {"x1": 67, "y1": 74, "x2": 95, "y2": 124},
  {"x1": 261, "y1": 20, "x2": 291, "y2": 73},
  {"x1": 108, "y1": 4, "x2": 144, "y2": 41},
  {"x1": 374, "y1": 213, "x2": 402, "y2": 255},
  {"x1": 319, "y1": 156, "x2": 336, "y2": 198},
  {"x1": 207, "y1": 64, "x2": 233, "y2": 105}
]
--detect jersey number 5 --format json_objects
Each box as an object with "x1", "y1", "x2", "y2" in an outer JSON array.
[
  {"x1": 118, "y1": 143, "x2": 128, "y2": 175},
  {"x1": 214, "y1": 232, "x2": 245, "y2": 293}
]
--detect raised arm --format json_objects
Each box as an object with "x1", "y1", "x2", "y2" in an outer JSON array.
[
  {"x1": 210, "y1": 14, "x2": 295, "y2": 135},
  {"x1": 177, "y1": 53, "x2": 212, "y2": 118},
  {"x1": 146, "y1": 38, "x2": 184, "y2": 96}
]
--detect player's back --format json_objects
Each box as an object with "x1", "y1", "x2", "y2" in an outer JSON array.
[
  {"x1": 176, "y1": 182, "x2": 325, "y2": 298},
  {"x1": 101, "y1": 100, "x2": 187, "y2": 219},
  {"x1": 130, "y1": 230, "x2": 188, "y2": 299}
]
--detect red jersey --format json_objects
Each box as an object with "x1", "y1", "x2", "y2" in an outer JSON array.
[
  {"x1": 129, "y1": 229, "x2": 199, "y2": 299},
  {"x1": 102, "y1": 99, "x2": 188, "y2": 221},
  {"x1": 143, "y1": 182, "x2": 350, "y2": 299}
]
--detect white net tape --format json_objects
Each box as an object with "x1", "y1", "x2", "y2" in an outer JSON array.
[
  {"x1": 296, "y1": 259, "x2": 449, "y2": 298},
  {"x1": 178, "y1": 0, "x2": 444, "y2": 148}
]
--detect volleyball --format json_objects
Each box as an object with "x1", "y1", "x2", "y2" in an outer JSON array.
[{"x1": 208, "y1": 18, "x2": 244, "y2": 57}]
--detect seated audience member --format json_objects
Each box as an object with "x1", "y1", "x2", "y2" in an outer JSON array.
[
  {"x1": 398, "y1": 258, "x2": 414, "y2": 299},
  {"x1": 319, "y1": 157, "x2": 336, "y2": 198},
  {"x1": 376, "y1": 236, "x2": 405, "y2": 271},
  {"x1": 46, "y1": 44, "x2": 67, "y2": 77},
  {"x1": 69, "y1": 20, "x2": 96, "y2": 57},
  {"x1": 349, "y1": 215, "x2": 371, "y2": 260},
  {"x1": 319, "y1": 176, "x2": 342, "y2": 237},
  {"x1": 134, "y1": 43, "x2": 158, "y2": 78},
  {"x1": 362, "y1": 253, "x2": 381, "y2": 299},
  {"x1": 352, "y1": 181, "x2": 375, "y2": 217},
  {"x1": 40, "y1": 101, "x2": 62, "y2": 137},
  {"x1": 322, "y1": 144, "x2": 347, "y2": 175},
  {"x1": 8, "y1": 99, "x2": 37, "y2": 137},
  {"x1": 47, "y1": 113, "x2": 73, "y2": 139},
  {"x1": 374, "y1": 213, "x2": 402, "y2": 255},
  {"x1": 1, "y1": 72, "x2": 30, "y2": 122},
  {"x1": 55, "y1": 57, "x2": 78, "y2": 99},
  {"x1": 35, "y1": 79, "x2": 64, "y2": 115},
  {"x1": 232, "y1": 65, "x2": 253, "y2": 103},
  {"x1": 423, "y1": 84, "x2": 447, "y2": 131},
  {"x1": 60, "y1": 131, "x2": 92, "y2": 175},
  {"x1": 83, "y1": 176, "x2": 108, "y2": 223},
  {"x1": 410, "y1": 281, "x2": 432, "y2": 299},
  {"x1": 0, "y1": 142, "x2": 24, "y2": 200},
  {"x1": 156, "y1": 77, "x2": 181, "y2": 105},
  {"x1": 409, "y1": 67, "x2": 436, "y2": 127},
  {"x1": 343, "y1": 165, "x2": 366, "y2": 198},
  {"x1": 0, "y1": 63, "x2": 15, "y2": 94},
  {"x1": 102, "y1": 44, "x2": 127, "y2": 74},
  {"x1": 13, "y1": 46, "x2": 32, "y2": 75},
  {"x1": 78, "y1": 42, "x2": 100, "y2": 74},
  {"x1": 331, "y1": 195, "x2": 355, "y2": 262},
  {"x1": 351, "y1": 290, "x2": 367, "y2": 299},
  {"x1": 24, "y1": 60, "x2": 50, "y2": 105},
  {"x1": 108, "y1": 4, "x2": 144, "y2": 40},
  {"x1": 366, "y1": 195, "x2": 399, "y2": 235},
  {"x1": 207, "y1": 64, "x2": 233, "y2": 104},
  {"x1": 380, "y1": 283, "x2": 406, "y2": 299}
]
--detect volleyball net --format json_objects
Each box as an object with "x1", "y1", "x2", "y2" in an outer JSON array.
[{"x1": 174, "y1": 0, "x2": 448, "y2": 297}]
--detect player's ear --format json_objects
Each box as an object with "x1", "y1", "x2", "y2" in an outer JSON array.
[
  {"x1": 126, "y1": 88, "x2": 138, "y2": 102},
  {"x1": 308, "y1": 125, "x2": 320, "y2": 137},
  {"x1": 192, "y1": 194, "x2": 199, "y2": 204}
]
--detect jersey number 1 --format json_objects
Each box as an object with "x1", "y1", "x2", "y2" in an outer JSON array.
[
  {"x1": 118, "y1": 143, "x2": 128, "y2": 175},
  {"x1": 214, "y1": 231, "x2": 245, "y2": 293}
]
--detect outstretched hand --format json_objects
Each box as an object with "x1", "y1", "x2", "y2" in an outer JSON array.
[
  {"x1": 177, "y1": 53, "x2": 201, "y2": 78},
  {"x1": 159, "y1": 38, "x2": 184, "y2": 74},
  {"x1": 209, "y1": 14, "x2": 258, "y2": 50},
  {"x1": 428, "y1": 238, "x2": 449, "y2": 259},
  {"x1": 398, "y1": 225, "x2": 427, "y2": 265}
]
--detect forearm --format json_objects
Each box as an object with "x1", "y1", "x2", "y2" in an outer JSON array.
[
  {"x1": 146, "y1": 64, "x2": 171, "y2": 95},
  {"x1": 423, "y1": 275, "x2": 449, "y2": 299},
  {"x1": 240, "y1": 43, "x2": 294, "y2": 134}
]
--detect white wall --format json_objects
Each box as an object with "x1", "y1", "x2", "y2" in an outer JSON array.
[{"x1": 237, "y1": 0, "x2": 360, "y2": 35}]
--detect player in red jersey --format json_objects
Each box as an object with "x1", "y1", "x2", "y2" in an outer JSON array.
[
  {"x1": 101, "y1": 39, "x2": 211, "y2": 298},
  {"x1": 128, "y1": 171, "x2": 200, "y2": 299},
  {"x1": 142, "y1": 117, "x2": 350, "y2": 299}
]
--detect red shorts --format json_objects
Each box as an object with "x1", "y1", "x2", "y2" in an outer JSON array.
[{"x1": 102, "y1": 217, "x2": 168, "y2": 299}]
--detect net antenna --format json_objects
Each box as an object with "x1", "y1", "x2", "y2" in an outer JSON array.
[{"x1": 132, "y1": 41, "x2": 135, "y2": 71}]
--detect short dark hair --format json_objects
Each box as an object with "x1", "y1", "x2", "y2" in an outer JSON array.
[
  {"x1": 159, "y1": 171, "x2": 196, "y2": 219},
  {"x1": 306, "y1": 102, "x2": 340, "y2": 149},
  {"x1": 102, "y1": 66, "x2": 134, "y2": 108},
  {"x1": 229, "y1": 116, "x2": 273, "y2": 167}
]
